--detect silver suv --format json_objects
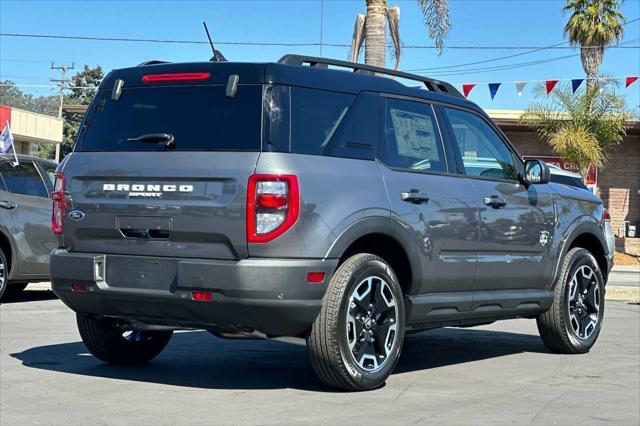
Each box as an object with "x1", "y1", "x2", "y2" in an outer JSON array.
[
  {"x1": 0, "y1": 154, "x2": 57, "y2": 299},
  {"x1": 51, "y1": 56, "x2": 613, "y2": 391}
]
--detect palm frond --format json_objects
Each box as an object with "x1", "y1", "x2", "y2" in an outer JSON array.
[
  {"x1": 417, "y1": 0, "x2": 450, "y2": 55},
  {"x1": 386, "y1": 6, "x2": 401, "y2": 70},
  {"x1": 349, "y1": 13, "x2": 366, "y2": 63}
]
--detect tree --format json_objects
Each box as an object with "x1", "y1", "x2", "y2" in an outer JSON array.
[
  {"x1": 350, "y1": 0, "x2": 450, "y2": 69},
  {"x1": 0, "y1": 81, "x2": 58, "y2": 116},
  {"x1": 35, "y1": 65, "x2": 104, "y2": 159},
  {"x1": 520, "y1": 84, "x2": 632, "y2": 177},
  {"x1": 564, "y1": 0, "x2": 625, "y2": 89}
]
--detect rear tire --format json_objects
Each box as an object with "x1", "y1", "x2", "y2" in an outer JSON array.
[
  {"x1": 307, "y1": 253, "x2": 405, "y2": 391},
  {"x1": 0, "y1": 248, "x2": 8, "y2": 300},
  {"x1": 77, "y1": 314, "x2": 173, "y2": 364},
  {"x1": 537, "y1": 248, "x2": 605, "y2": 354}
]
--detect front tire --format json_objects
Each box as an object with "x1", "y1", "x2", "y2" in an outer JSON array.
[
  {"x1": 537, "y1": 248, "x2": 605, "y2": 354},
  {"x1": 307, "y1": 254, "x2": 405, "y2": 391},
  {"x1": 77, "y1": 314, "x2": 173, "y2": 364}
]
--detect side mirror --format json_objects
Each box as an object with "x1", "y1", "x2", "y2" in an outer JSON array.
[{"x1": 524, "y1": 159, "x2": 550, "y2": 184}]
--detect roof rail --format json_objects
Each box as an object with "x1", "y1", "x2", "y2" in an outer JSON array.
[
  {"x1": 278, "y1": 54, "x2": 463, "y2": 98},
  {"x1": 136, "y1": 60, "x2": 171, "y2": 66}
]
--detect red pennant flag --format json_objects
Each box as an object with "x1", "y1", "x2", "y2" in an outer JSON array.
[
  {"x1": 626, "y1": 76, "x2": 639, "y2": 88},
  {"x1": 545, "y1": 80, "x2": 559, "y2": 95},
  {"x1": 462, "y1": 84, "x2": 476, "y2": 98}
]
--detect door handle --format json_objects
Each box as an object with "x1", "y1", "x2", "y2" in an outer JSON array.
[
  {"x1": 0, "y1": 200, "x2": 17, "y2": 210},
  {"x1": 484, "y1": 195, "x2": 507, "y2": 209},
  {"x1": 401, "y1": 189, "x2": 430, "y2": 204}
]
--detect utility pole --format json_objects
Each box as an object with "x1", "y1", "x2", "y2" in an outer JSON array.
[
  {"x1": 319, "y1": 0, "x2": 324, "y2": 57},
  {"x1": 50, "y1": 62, "x2": 74, "y2": 162}
]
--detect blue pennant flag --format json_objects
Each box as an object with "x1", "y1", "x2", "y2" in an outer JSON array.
[
  {"x1": 488, "y1": 83, "x2": 502, "y2": 100},
  {"x1": 571, "y1": 79, "x2": 584, "y2": 93}
]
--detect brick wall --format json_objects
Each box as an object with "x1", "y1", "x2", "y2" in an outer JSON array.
[{"x1": 503, "y1": 129, "x2": 640, "y2": 234}]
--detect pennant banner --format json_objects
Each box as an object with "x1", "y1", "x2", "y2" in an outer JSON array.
[
  {"x1": 545, "y1": 80, "x2": 559, "y2": 95},
  {"x1": 457, "y1": 76, "x2": 638, "y2": 98},
  {"x1": 571, "y1": 79, "x2": 584, "y2": 93},
  {"x1": 462, "y1": 84, "x2": 476, "y2": 98},
  {"x1": 488, "y1": 83, "x2": 501, "y2": 100}
]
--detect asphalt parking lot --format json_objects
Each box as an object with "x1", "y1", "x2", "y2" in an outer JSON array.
[{"x1": 1, "y1": 283, "x2": 639, "y2": 426}]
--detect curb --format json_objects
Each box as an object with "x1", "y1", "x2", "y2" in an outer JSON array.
[{"x1": 606, "y1": 286, "x2": 640, "y2": 303}]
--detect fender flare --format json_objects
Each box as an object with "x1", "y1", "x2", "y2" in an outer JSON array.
[
  {"x1": 0, "y1": 228, "x2": 17, "y2": 280},
  {"x1": 551, "y1": 216, "x2": 608, "y2": 286},
  {"x1": 324, "y1": 216, "x2": 423, "y2": 294}
]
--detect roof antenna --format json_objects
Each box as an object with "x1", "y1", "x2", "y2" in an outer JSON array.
[{"x1": 203, "y1": 21, "x2": 227, "y2": 62}]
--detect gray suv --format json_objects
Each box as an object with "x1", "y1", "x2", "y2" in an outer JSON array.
[
  {"x1": 51, "y1": 56, "x2": 613, "y2": 391},
  {"x1": 0, "y1": 154, "x2": 57, "y2": 299}
]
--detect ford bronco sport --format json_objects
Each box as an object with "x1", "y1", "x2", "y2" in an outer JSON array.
[{"x1": 51, "y1": 55, "x2": 612, "y2": 391}]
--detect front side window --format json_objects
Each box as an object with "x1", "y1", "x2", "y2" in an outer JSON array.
[
  {"x1": 380, "y1": 98, "x2": 446, "y2": 173},
  {"x1": 0, "y1": 161, "x2": 49, "y2": 198},
  {"x1": 445, "y1": 108, "x2": 517, "y2": 180}
]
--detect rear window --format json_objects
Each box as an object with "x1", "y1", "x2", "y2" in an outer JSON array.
[{"x1": 79, "y1": 85, "x2": 262, "y2": 152}]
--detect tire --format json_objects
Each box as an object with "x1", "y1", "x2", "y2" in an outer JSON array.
[
  {"x1": 307, "y1": 253, "x2": 405, "y2": 391},
  {"x1": 537, "y1": 247, "x2": 605, "y2": 354},
  {"x1": 77, "y1": 314, "x2": 173, "y2": 364},
  {"x1": 0, "y1": 248, "x2": 8, "y2": 301}
]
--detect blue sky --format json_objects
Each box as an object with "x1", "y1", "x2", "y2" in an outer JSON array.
[{"x1": 1, "y1": 0, "x2": 639, "y2": 111}]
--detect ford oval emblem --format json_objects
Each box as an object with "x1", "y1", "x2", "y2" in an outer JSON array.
[{"x1": 68, "y1": 210, "x2": 85, "y2": 221}]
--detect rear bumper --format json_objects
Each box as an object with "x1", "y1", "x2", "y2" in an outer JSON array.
[{"x1": 50, "y1": 250, "x2": 338, "y2": 337}]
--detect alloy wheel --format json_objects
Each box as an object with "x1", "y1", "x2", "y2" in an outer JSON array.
[
  {"x1": 568, "y1": 265, "x2": 601, "y2": 340},
  {"x1": 345, "y1": 275, "x2": 399, "y2": 372}
]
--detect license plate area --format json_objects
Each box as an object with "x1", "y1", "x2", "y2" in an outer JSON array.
[{"x1": 105, "y1": 257, "x2": 177, "y2": 291}]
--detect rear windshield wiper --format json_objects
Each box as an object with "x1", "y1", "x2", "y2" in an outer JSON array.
[{"x1": 127, "y1": 133, "x2": 175, "y2": 149}]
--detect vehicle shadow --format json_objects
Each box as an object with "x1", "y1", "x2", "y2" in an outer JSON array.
[
  {"x1": 1, "y1": 289, "x2": 58, "y2": 304},
  {"x1": 10, "y1": 327, "x2": 549, "y2": 392}
]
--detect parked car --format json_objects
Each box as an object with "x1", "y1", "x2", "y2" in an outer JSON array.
[
  {"x1": 547, "y1": 164, "x2": 615, "y2": 260},
  {"x1": 0, "y1": 154, "x2": 57, "y2": 299},
  {"x1": 50, "y1": 56, "x2": 612, "y2": 391}
]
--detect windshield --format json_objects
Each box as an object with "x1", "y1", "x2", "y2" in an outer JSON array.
[{"x1": 79, "y1": 85, "x2": 262, "y2": 152}]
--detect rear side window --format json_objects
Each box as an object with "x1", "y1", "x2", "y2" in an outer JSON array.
[
  {"x1": 80, "y1": 85, "x2": 262, "y2": 152},
  {"x1": 445, "y1": 108, "x2": 517, "y2": 181},
  {"x1": 0, "y1": 162, "x2": 49, "y2": 198},
  {"x1": 380, "y1": 98, "x2": 447, "y2": 173},
  {"x1": 290, "y1": 88, "x2": 355, "y2": 155}
]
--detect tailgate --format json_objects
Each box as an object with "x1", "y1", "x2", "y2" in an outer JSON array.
[{"x1": 61, "y1": 152, "x2": 258, "y2": 260}]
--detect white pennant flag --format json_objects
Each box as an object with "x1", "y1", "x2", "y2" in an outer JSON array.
[
  {"x1": 598, "y1": 77, "x2": 610, "y2": 93},
  {"x1": 515, "y1": 81, "x2": 527, "y2": 97},
  {"x1": 0, "y1": 121, "x2": 19, "y2": 166}
]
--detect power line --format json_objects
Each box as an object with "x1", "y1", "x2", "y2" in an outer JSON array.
[
  {"x1": 413, "y1": 38, "x2": 639, "y2": 77},
  {"x1": 403, "y1": 17, "x2": 640, "y2": 72},
  {"x1": 1, "y1": 31, "x2": 639, "y2": 50}
]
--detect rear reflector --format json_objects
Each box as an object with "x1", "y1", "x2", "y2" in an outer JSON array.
[
  {"x1": 603, "y1": 209, "x2": 611, "y2": 222},
  {"x1": 142, "y1": 72, "x2": 211, "y2": 83},
  {"x1": 192, "y1": 291, "x2": 213, "y2": 301},
  {"x1": 71, "y1": 283, "x2": 87, "y2": 293},
  {"x1": 307, "y1": 272, "x2": 325, "y2": 283}
]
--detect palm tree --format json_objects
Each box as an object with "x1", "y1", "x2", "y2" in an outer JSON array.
[
  {"x1": 564, "y1": 0, "x2": 625, "y2": 89},
  {"x1": 350, "y1": 0, "x2": 450, "y2": 69},
  {"x1": 520, "y1": 84, "x2": 631, "y2": 177}
]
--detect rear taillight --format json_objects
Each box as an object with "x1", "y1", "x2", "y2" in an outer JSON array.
[
  {"x1": 51, "y1": 172, "x2": 65, "y2": 235},
  {"x1": 247, "y1": 174, "x2": 299, "y2": 243},
  {"x1": 603, "y1": 209, "x2": 611, "y2": 222}
]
